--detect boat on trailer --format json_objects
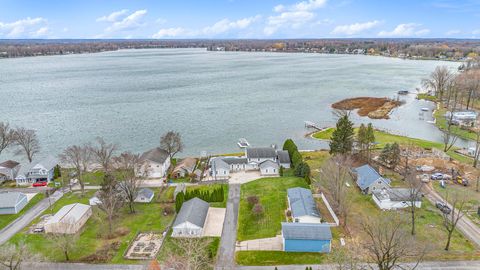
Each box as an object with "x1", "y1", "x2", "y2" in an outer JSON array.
[{"x1": 237, "y1": 138, "x2": 250, "y2": 148}]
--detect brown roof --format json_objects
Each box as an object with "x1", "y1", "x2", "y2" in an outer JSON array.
[
  {"x1": 0, "y1": 160, "x2": 20, "y2": 169},
  {"x1": 173, "y1": 157, "x2": 197, "y2": 173}
]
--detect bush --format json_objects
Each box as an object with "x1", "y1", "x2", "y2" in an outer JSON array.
[
  {"x1": 295, "y1": 162, "x2": 311, "y2": 178},
  {"x1": 175, "y1": 192, "x2": 185, "y2": 213},
  {"x1": 252, "y1": 203, "x2": 264, "y2": 217},
  {"x1": 304, "y1": 174, "x2": 311, "y2": 185},
  {"x1": 291, "y1": 151, "x2": 303, "y2": 168},
  {"x1": 286, "y1": 210, "x2": 292, "y2": 217},
  {"x1": 282, "y1": 139, "x2": 298, "y2": 158},
  {"x1": 247, "y1": 195, "x2": 259, "y2": 206},
  {"x1": 163, "y1": 206, "x2": 174, "y2": 215},
  {"x1": 279, "y1": 166, "x2": 284, "y2": 176}
]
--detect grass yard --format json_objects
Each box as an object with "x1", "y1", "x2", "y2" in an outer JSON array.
[
  {"x1": 0, "y1": 193, "x2": 45, "y2": 230},
  {"x1": 417, "y1": 93, "x2": 438, "y2": 102},
  {"x1": 235, "y1": 251, "x2": 326, "y2": 266},
  {"x1": 157, "y1": 233, "x2": 220, "y2": 264},
  {"x1": 237, "y1": 177, "x2": 308, "y2": 241},
  {"x1": 312, "y1": 128, "x2": 473, "y2": 165},
  {"x1": 9, "y1": 190, "x2": 175, "y2": 264}
]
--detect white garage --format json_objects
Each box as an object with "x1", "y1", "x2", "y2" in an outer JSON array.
[{"x1": 171, "y1": 198, "x2": 209, "y2": 237}]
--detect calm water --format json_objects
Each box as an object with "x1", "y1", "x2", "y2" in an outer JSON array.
[{"x1": 0, "y1": 48, "x2": 460, "y2": 160}]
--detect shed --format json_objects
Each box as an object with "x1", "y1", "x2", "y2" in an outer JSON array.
[
  {"x1": 287, "y1": 187, "x2": 321, "y2": 223},
  {"x1": 282, "y1": 223, "x2": 332, "y2": 253},
  {"x1": 44, "y1": 203, "x2": 92, "y2": 234},
  {"x1": 135, "y1": 188, "x2": 155, "y2": 203},
  {"x1": 172, "y1": 198, "x2": 209, "y2": 237},
  {"x1": 0, "y1": 192, "x2": 28, "y2": 215},
  {"x1": 354, "y1": 164, "x2": 391, "y2": 194},
  {"x1": 372, "y1": 188, "x2": 422, "y2": 210}
]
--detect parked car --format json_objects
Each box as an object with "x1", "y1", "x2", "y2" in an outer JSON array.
[
  {"x1": 436, "y1": 201, "x2": 452, "y2": 214},
  {"x1": 431, "y1": 173, "x2": 444, "y2": 180},
  {"x1": 33, "y1": 181, "x2": 47, "y2": 187},
  {"x1": 418, "y1": 174, "x2": 430, "y2": 183},
  {"x1": 33, "y1": 227, "x2": 44, "y2": 233}
]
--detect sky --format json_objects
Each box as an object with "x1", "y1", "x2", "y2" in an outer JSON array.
[{"x1": 0, "y1": 0, "x2": 479, "y2": 39}]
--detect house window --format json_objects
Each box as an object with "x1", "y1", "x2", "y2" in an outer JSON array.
[
  {"x1": 273, "y1": 169, "x2": 276, "y2": 172},
  {"x1": 295, "y1": 218, "x2": 299, "y2": 223},
  {"x1": 224, "y1": 171, "x2": 226, "y2": 174},
  {"x1": 258, "y1": 158, "x2": 260, "y2": 161},
  {"x1": 266, "y1": 169, "x2": 268, "y2": 173},
  {"x1": 378, "y1": 181, "x2": 382, "y2": 184}
]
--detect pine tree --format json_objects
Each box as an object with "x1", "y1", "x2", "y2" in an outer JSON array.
[
  {"x1": 292, "y1": 151, "x2": 303, "y2": 168},
  {"x1": 282, "y1": 139, "x2": 298, "y2": 158},
  {"x1": 295, "y1": 162, "x2": 311, "y2": 178},
  {"x1": 357, "y1": 123, "x2": 367, "y2": 154},
  {"x1": 279, "y1": 166, "x2": 284, "y2": 176},
  {"x1": 365, "y1": 123, "x2": 376, "y2": 160},
  {"x1": 175, "y1": 192, "x2": 184, "y2": 213},
  {"x1": 329, "y1": 115, "x2": 354, "y2": 155}
]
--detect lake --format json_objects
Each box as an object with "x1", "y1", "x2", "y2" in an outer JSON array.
[{"x1": 0, "y1": 48, "x2": 459, "y2": 160}]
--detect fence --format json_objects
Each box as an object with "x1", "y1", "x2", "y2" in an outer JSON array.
[{"x1": 314, "y1": 193, "x2": 340, "y2": 226}]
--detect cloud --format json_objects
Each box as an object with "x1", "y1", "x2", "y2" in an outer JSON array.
[
  {"x1": 446, "y1": 29, "x2": 461, "y2": 36},
  {"x1": 473, "y1": 29, "x2": 480, "y2": 35},
  {"x1": 0, "y1": 17, "x2": 49, "y2": 38},
  {"x1": 202, "y1": 16, "x2": 261, "y2": 35},
  {"x1": 152, "y1": 27, "x2": 189, "y2": 38},
  {"x1": 331, "y1": 20, "x2": 379, "y2": 35},
  {"x1": 264, "y1": 0, "x2": 327, "y2": 35},
  {"x1": 96, "y1": 9, "x2": 129, "y2": 22},
  {"x1": 378, "y1": 23, "x2": 430, "y2": 37}
]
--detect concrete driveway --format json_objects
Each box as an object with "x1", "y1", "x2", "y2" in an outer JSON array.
[
  {"x1": 228, "y1": 171, "x2": 262, "y2": 184},
  {"x1": 203, "y1": 207, "x2": 226, "y2": 237},
  {"x1": 236, "y1": 235, "x2": 283, "y2": 251}
]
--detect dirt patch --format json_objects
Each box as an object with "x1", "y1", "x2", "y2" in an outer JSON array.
[{"x1": 332, "y1": 97, "x2": 402, "y2": 119}]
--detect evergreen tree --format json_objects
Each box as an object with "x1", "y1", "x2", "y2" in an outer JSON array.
[
  {"x1": 389, "y1": 142, "x2": 401, "y2": 168},
  {"x1": 53, "y1": 165, "x2": 61, "y2": 179},
  {"x1": 295, "y1": 162, "x2": 311, "y2": 178},
  {"x1": 282, "y1": 139, "x2": 298, "y2": 158},
  {"x1": 357, "y1": 123, "x2": 367, "y2": 154},
  {"x1": 365, "y1": 123, "x2": 376, "y2": 159},
  {"x1": 279, "y1": 166, "x2": 284, "y2": 176},
  {"x1": 304, "y1": 174, "x2": 311, "y2": 185},
  {"x1": 329, "y1": 115, "x2": 354, "y2": 155},
  {"x1": 175, "y1": 192, "x2": 185, "y2": 213},
  {"x1": 291, "y1": 151, "x2": 303, "y2": 168}
]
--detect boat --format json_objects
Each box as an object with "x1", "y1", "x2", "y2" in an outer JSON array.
[
  {"x1": 421, "y1": 107, "x2": 429, "y2": 112},
  {"x1": 397, "y1": 90, "x2": 409, "y2": 95},
  {"x1": 237, "y1": 138, "x2": 250, "y2": 148}
]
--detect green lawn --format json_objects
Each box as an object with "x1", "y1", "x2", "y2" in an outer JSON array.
[
  {"x1": 237, "y1": 177, "x2": 308, "y2": 241},
  {"x1": 434, "y1": 107, "x2": 477, "y2": 141},
  {"x1": 9, "y1": 190, "x2": 175, "y2": 264},
  {"x1": 158, "y1": 233, "x2": 220, "y2": 264},
  {"x1": 313, "y1": 128, "x2": 473, "y2": 165},
  {"x1": 0, "y1": 193, "x2": 45, "y2": 230},
  {"x1": 236, "y1": 251, "x2": 326, "y2": 266},
  {"x1": 417, "y1": 93, "x2": 438, "y2": 102}
]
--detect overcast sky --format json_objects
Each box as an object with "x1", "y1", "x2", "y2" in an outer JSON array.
[{"x1": 1, "y1": 0, "x2": 479, "y2": 39}]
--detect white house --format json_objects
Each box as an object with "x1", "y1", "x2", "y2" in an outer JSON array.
[
  {"x1": 15, "y1": 156, "x2": 58, "y2": 186},
  {"x1": 287, "y1": 187, "x2": 321, "y2": 223},
  {"x1": 354, "y1": 164, "x2": 391, "y2": 194},
  {"x1": 446, "y1": 111, "x2": 478, "y2": 127},
  {"x1": 259, "y1": 160, "x2": 279, "y2": 176},
  {"x1": 0, "y1": 160, "x2": 20, "y2": 182},
  {"x1": 137, "y1": 148, "x2": 170, "y2": 179},
  {"x1": 44, "y1": 203, "x2": 92, "y2": 234},
  {"x1": 209, "y1": 157, "x2": 230, "y2": 180},
  {"x1": 372, "y1": 188, "x2": 422, "y2": 210},
  {"x1": 246, "y1": 147, "x2": 277, "y2": 164},
  {"x1": 172, "y1": 198, "x2": 209, "y2": 237},
  {"x1": 135, "y1": 188, "x2": 155, "y2": 203},
  {"x1": 0, "y1": 192, "x2": 28, "y2": 215}
]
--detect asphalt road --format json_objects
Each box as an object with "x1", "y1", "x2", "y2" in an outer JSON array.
[
  {"x1": 216, "y1": 184, "x2": 241, "y2": 270},
  {"x1": 424, "y1": 184, "x2": 480, "y2": 247},
  {"x1": 0, "y1": 190, "x2": 64, "y2": 245}
]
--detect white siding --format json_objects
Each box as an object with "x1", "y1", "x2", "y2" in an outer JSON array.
[{"x1": 172, "y1": 222, "x2": 203, "y2": 237}]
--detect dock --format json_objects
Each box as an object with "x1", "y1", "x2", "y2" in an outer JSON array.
[{"x1": 304, "y1": 121, "x2": 323, "y2": 130}]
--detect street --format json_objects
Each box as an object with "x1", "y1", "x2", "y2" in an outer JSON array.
[
  {"x1": 216, "y1": 184, "x2": 241, "y2": 270},
  {"x1": 0, "y1": 190, "x2": 63, "y2": 245}
]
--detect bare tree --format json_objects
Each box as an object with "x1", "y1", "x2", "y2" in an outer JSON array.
[
  {"x1": 319, "y1": 155, "x2": 352, "y2": 227},
  {"x1": 442, "y1": 81, "x2": 460, "y2": 152},
  {"x1": 97, "y1": 173, "x2": 124, "y2": 236},
  {"x1": 47, "y1": 222, "x2": 79, "y2": 261},
  {"x1": 362, "y1": 213, "x2": 425, "y2": 270},
  {"x1": 115, "y1": 151, "x2": 141, "y2": 213},
  {"x1": 0, "y1": 241, "x2": 41, "y2": 270},
  {"x1": 403, "y1": 174, "x2": 425, "y2": 235},
  {"x1": 0, "y1": 122, "x2": 15, "y2": 157},
  {"x1": 422, "y1": 66, "x2": 454, "y2": 100},
  {"x1": 331, "y1": 240, "x2": 365, "y2": 270},
  {"x1": 165, "y1": 238, "x2": 213, "y2": 270},
  {"x1": 13, "y1": 127, "x2": 40, "y2": 162},
  {"x1": 160, "y1": 131, "x2": 184, "y2": 162},
  {"x1": 441, "y1": 192, "x2": 466, "y2": 251},
  {"x1": 89, "y1": 137, "x2": 118, "y2": 172},
  {"x1": 59, "y1": 144, "x2": 91, "y2": 196}
]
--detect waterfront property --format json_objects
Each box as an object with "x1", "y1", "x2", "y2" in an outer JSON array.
[
  {"x1": 287, "y1": 187, "x2": 321, "y2": 223},
  {"x1": 171, "y1": 197, "x2": 209, "y2": 237},
  {"x1": 44, "y1": 203, "x2": 93, "y2": 234},
  {"x1": 281, "y1": 222, "x2": 332, "y2": 253},
  {"x1": 172, "y1": 157, "x2": 197, "y2": 178},
  {"x1": 353, "y1": 164, "x2": 391, "y2": 194},
  {"x1": 15, "y1": 156, "x2": 58, "y2": 186},
  {"x1": 0, "y1": 160, "x2": 20, "y2": 182},
  {"x1": 0, "y1": 192, "x2": 28, "y2": 215},
  {"x1": 446, "y1": 110, "x2": 478, "y2": 127},
  {"x1": 372, "y1": 188, "x2": 422, "y2": 210},
  {"x1": 209, "y1": 146, "x2": 289, "y2": 180},
  {"x1": 137, "y1": 148, "x2": 171, "y2": 179}
]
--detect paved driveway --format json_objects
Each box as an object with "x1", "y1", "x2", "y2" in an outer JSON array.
[
  {"x1": 236, "y1": 235, "x2": 283, "y2": 251},
  {"x1": 228, "y1": 171, "x2": 262, "y2": 184},
  {"x1": 215, "y1": 184, "x2": 240, "y2": 270},
  {"x1": 203, "y1": 207, "x2": 226, "y2": 237}
]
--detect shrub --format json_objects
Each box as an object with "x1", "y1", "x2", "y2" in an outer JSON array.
[
  {"x1": 291, "y1": 151, "x2": 303, "y2": 168},
  {"x1": 252, "y1": 203, "x2": 264, "y2": 217},
  {"x1": 247, "y1": 195, "x2": 259, "y2": 206},
  {"x1": 175, "y1": 192, "x2": 185, "y2": 213},
  {"x1": 295, "y1": 162, "x2": 311, "y2": 178},
  {"x1": 279, "y1": 166, "x2": 284, "y2": 176},
  {"x1": 282, "y1": 139, "x2": 298, "y2": 158},
  {"x1": 304, "y1": 174, "x2": 311, "y2": 185},
  {"x1": 163, "y1": 206, "x2": 174, "y2": 215},
  {"x1": 286, "y1": 210, "x2": 292, "y2": 217}
]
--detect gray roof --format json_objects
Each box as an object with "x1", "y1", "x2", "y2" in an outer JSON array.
[
  {"x1": 287, "y1": 187, "x2": 320, "y2": 218},
  {"x1": 373, "y1": 188, "x2": 421, "y2": 202},
  {"x1": 282, "y1": 222, "x2": 332, "y2": 240},
  {"x1": 140, "y1": 148, "x2": 169, "y2": 164},
  {"x1": 210, "y1": 157, "x2": 230, "y2": 170},
  {"x1": 259, "y1": 160, "x2": 279, "y2": 169},
  {"x1": 16, "y1": 155, "x2": 58, "y2": 178},
  {"x1": 0, "y1": 192, "x2": 27, "y2": 208},
  {"x1": 277, "y1": 150, "x2": 291, "y2": 164},
  {"x1": 45, "y1": 203, "x2": 91, "y2": 225},
  {"x1": 222, "y1": 157, "x2": 248, "y2": 165},
  {"x1": 246, "y1": 147, "x2": 277, "y2": 159},
  {"x1": 173, "y1": 197, "x2": 209, "y2": 228},
  {"x1": 0, "y1": 160, "x2": 20, "y2": 169},
  {"x1": 137, "y1": 188, "x2": 154, "y2": 199},
  {"x1": 354, "y1": 164, "x2": 391, "y2": 191}
]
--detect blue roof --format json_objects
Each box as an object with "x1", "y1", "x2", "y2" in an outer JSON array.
[
  {"x1": 354, "y1": 164, "x2": 390, "y2": 191},
  {"x1": 287, "y1": 187, "x2": 320, "y2": 219},
  {"x1": 282, "y1": 223, "x2": 332, "y2": 240}
]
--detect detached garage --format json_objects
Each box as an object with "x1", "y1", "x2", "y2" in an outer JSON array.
[
  {"x1": 45, "y1": 203, "x2": 92, "y2": 234},
  {"x1": 0, "y1": 192, "x2": 28, "y2": 215},
  {"x1": 281, "y1": 222, "x2": 332, "y2": 253},
  {"x1": 172, "y1": 198, "x2": 209, "y2": 237}
]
